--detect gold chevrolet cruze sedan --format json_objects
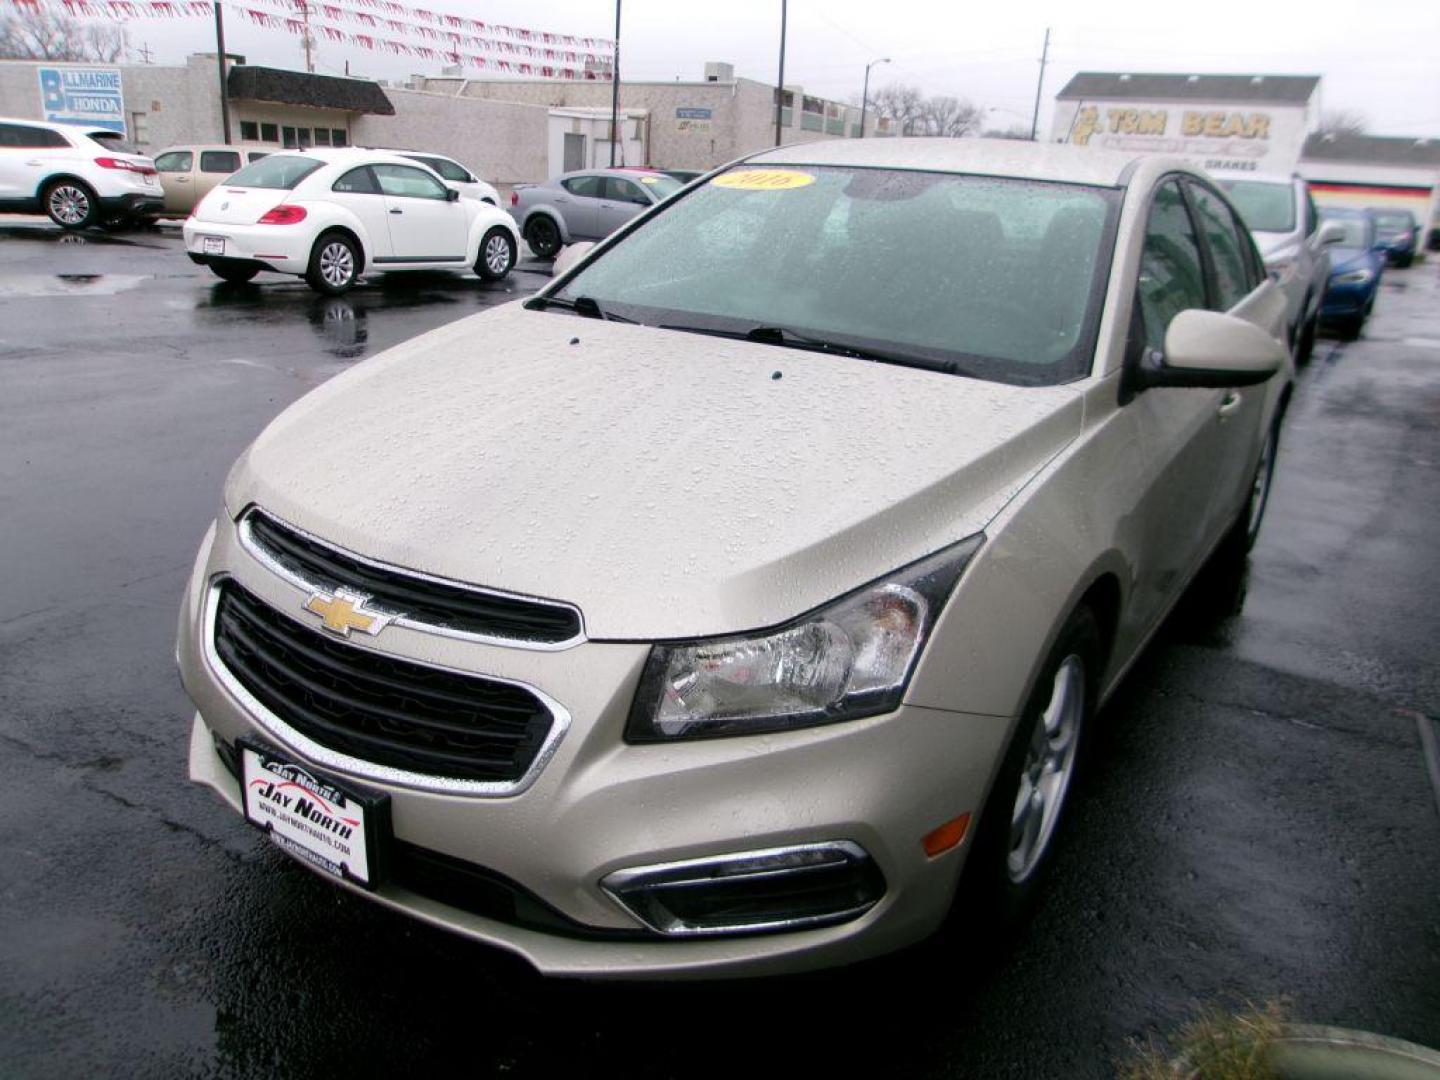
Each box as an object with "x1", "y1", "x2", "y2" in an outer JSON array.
[{"x1": 179, "y1": 139, "x2": 1291, "y2": 978}]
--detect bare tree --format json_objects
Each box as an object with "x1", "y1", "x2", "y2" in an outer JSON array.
[
  {"x1": 983, "y1": 124, "x2": 1033, "y2": 141},
  {"x1": 870, "y1": 82, "x2": 925, "y2": 136},
  {"x1": 1316, "y1": 109, "x2": 1368, "y2": 137},
  {"x1": 921, "y1": 95, "x2": 984, "y2": 138},
  {"x1": 0, "y1": 4, "x2": 128, "y2": 61}
]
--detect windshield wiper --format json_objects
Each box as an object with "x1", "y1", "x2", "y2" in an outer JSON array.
[
  {"x1": 658, "y1": 322, "x2": 979, "y2": 378},
  {"x1": 526, "y1": 294, "x2": 637, "y2": 323}
]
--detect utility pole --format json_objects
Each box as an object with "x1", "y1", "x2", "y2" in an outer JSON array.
[
  {"x1": 1029, "y1": 26, "x2": 1050, "y2": 141},
  {"x1": 608, "y1": 0, "x2": 621, "y2": 166},
  {"x1": 213, "y1": 1, "x2": 231, "y2": 144},
  {"x1": 859, "y1": 57, "x2": 889, "y2": 138},
  {"x1": 773, "y1": 0, "x2": 787, "y2": 147},
  {"x1": 301, "y1": 0, "x2": 314, "y2": 73}
]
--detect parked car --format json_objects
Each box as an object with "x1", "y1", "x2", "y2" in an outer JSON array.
[
  {"x1": 0, "y1": 116, "x2": 162, "y2": 228},
  {"x1": 1369, "y1": 207, "x2": 1419, "y2": 267},
  {"x1": 1217, "y1": 173, "x2": 1331, "y2": 363},
  {"x1": 180, "y1": 140, "x2": 1293, "y2": 978},
  {"x1": 510, "y1": 167, "x2": 684, "y2": 257},
  {"x1": 153, "y1": 144, "x2": 270, "y2": 216},
  {"x1": 1318, "y1": 207, "x2": 1386, "y2": 339},
  {"x1": 181, "y1": 148, "x2": 521, "y2": 294},
  {"x1": 361, "y1": 148, "x2": 501, "y2": 206}
]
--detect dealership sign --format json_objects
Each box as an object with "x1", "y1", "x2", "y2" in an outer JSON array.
[
  {"x1": 1057, "y1": 101, "x2": 1308, "y2": 173},
  {"x1": 37, "y1": 67, "x2": 126, "y2": 133}
]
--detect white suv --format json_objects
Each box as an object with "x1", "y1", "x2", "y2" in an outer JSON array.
[
  {"x1": 0, "y1": 117, "x2": 163, "y2": 228},
  {"x1": 1217, "y1": 174, "x2": 1333, "y2": 363}
]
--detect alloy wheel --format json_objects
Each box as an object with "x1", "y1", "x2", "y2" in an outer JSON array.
[
  {"x1": 484, "y1": 232, "x2": 512, "y2": 275},
  {"x1": 48, "y1": 185, "x2": 90, "y2": 227},
  {"x1": 1007, "y1": 655, "x2": 1085, "y2": 884},
  {"x1": 319, "y1": 241, "x2": 354, "y2": 288}
]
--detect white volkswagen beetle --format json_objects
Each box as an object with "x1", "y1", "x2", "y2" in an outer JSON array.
[
  {"x1": 180, "y1": 139, "x2": 1292, "y2": 978},
  {"x1": 182, "y1": 148, "x2": 521, "y2": 294}
]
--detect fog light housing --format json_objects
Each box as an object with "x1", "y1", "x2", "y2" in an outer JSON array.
[{"x1": 601, "y1": 841, "x2": 885, "y2": 937}]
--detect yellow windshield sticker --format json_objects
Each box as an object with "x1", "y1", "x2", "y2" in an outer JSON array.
[
  {"x1": 711, "y1": 168, "x2": 816, "y2": 191},
  {"x1": 638, "y1": 175, "x2": 661, "y2": 184}
]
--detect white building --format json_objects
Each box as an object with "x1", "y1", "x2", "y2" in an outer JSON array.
[{"x1": 1050, "y1": 72, "x2": 1320, "y2": 176}]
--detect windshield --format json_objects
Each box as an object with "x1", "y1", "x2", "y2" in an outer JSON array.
[
  {"x1": 224, "y1": 154, "x2": 324, "y2": 190},
  {"x1": 636, "y1": 173, "x2": 683, "y2": 200},
  {"x1": 1321, "y1": 213, "x2": 1372, "y2": 248},
  {"x1": 550, "y1": 165, "x2": 1118, "y2": 385},
  {"x1": 87, "y1": 131, "x2": 141, "y2": 155},
  {"x1": 1217, "y1": 180, "x2": 1295, "y2": 233},
  {"x1": 1371, "y1": 210, "x2": 1413, "y2": 232}
]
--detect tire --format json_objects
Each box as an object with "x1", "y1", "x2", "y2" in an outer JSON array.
[
  {"x1": 1217, "y1": 418, "x2": 1280, "y2": 561},
  {"x1": 955, "y1": 605, "x2": 1101, "y2": 928},
  {"x1": 210, "y1": 263, "x2": 259, "y2": 284},
  {"x1": 1294, "y1": 311, "x2": 1317, "y2": 365},
  {"x1": 43, "y1": 179, "x2": 98, "y2": 230},
  {"x1": 306, "y1": 232, "x2": 359, "y2": 295},
  {"x1": 1397, "y1": 253, "x2": 1414, "y2": 269},
  {"x1": 525, "y1": 215, "x2": 561, "y2": 259},
  {"x1": 1335, "y1": 314, "x2": 1363, "y2": 341},
  {"x1": 476, "y1": 226, "x2": 516, "y2": 282}
]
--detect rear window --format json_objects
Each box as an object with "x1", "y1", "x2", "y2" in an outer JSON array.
[
  {"x1": 1372, "y1": 210, "x2": 1414, "y2": 230},
  {"x1": 200, "y1": 150, "x2": 242, "y2": 174},
  {"x1": 1216, "y1": 180, "x2": 1295, "y2": 233},
  {"x1": 222, "y1": 154, "x2": 324, "y2": 190},
  {"x1": 88, "y1": 131, "x2": 141, "y2": 154}
]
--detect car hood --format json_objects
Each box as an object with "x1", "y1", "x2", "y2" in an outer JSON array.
[
  {"x1": 226, "y1": 304, "x2": 1084, "y2": 638},
  {"x1": 1328, "y1": 248, "x2": 1374, "y2": 275}
]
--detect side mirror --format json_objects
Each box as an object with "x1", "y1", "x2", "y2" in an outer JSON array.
[
  {"x1": 552, "y1": 241, "x2": 595, "y2": 279},
  {"x1": 1134, "y1": 309, "x2": 1286, "y2": 390},
  {"x1": 1317, "y1": 221, "x2": 1346, "y2": 246},
  {"x1": 446, "y1": 188, "x2": 460, "y2": 202}
]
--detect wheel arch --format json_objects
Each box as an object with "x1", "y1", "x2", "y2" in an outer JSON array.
[
  {"x1": 522, "y1": 208, "x2": 569, "y2": 244},
  {"x1": 311, "y1": 224, "x2": 366, "y2": 274},
  {"x1": 36, "y1": 172, "x2": 95, "y2": 200}
]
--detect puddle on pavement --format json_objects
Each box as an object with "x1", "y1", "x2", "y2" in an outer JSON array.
[{"x1": 0, "y1": 273, "x2": 148, "y2": 299}]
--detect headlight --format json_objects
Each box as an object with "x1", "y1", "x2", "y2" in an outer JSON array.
[
  {"x1": 1333, "y1": 268, "x2": 1374, "y2": 285},
  {"x1": 625, "y1": 535, "x2": 983, "y2": 741}
]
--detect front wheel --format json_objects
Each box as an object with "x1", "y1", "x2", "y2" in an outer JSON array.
[
  {"x1": 955, "y1": 605, "x2": 1101, "y2": 927},
  {"x1": 525, "y1": 216, "x2": 561, "y2": 259},
  {"x1": 476, "y1": 226, "x2": 516, "y2": 282},
  {"x1": 1217, "y1": 420, "x2": 1280, "y2": 563},
  {"x1": 43, "y1": 179, "x2": 97, "y2": 229},
  {"x1": 306, "y1": 233, "x2": 359, "y2": 295}
]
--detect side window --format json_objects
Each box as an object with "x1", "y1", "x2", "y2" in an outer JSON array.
[
  {"x1": 603, "y1": 177, "x2": 649, "y2": 205},
  {"x1": 200, "y1": 150, "x2": 241, "y2": 174},
  {"x1": 561, "y1": 175, "x2": 603, "y2": 198},
  {"x1": 1186, "y1": 182, "x2": 1255, "y2": 309},
  {"x1": 154, "y1": 150, "x2": 193, "y2": 172},
  {"x1": 372, "y1": 163, "x2": 448, "y2": 200},
  {"x1": 332, "y1": 166, "x2": 379, "y2": 195},
  {"x1": 247, "y1": 151, "x2": 268, "y2": 163},
  {"x1": 1136, "y1": 180, "x2": 1208, "y2": 354},
  {"x1": 0, "y1": 123, "x2": 57, "y2": 148}
]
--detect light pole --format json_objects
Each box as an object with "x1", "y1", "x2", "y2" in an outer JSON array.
[
  {"x1": 608, "y1": 0, "x2": 622, "y2": 166},
  {"x1": 773, "y1": 0, "x2": 787, "y2": 147},
  {"x1": 858, "y1": 57, "x2": 890, "y2": 138}
]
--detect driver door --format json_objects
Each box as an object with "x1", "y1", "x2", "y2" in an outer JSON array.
[{"x1": 371, "y1": 163, "x2": 468, "y2": 263}]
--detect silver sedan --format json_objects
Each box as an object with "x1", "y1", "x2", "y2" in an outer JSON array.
[{"x1": 509, "y1": 168, "x2": 682, "y2": 257}]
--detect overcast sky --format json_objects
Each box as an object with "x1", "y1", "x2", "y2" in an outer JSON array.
[{"x1": 128, "y1": 0, "x2": 1440, "y2": 137}]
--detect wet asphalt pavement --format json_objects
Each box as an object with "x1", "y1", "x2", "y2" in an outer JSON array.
[{"x1": 1, "y1": 222, "x2": 1437, "y2": 1078}]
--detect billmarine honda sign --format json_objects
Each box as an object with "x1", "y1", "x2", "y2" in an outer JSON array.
[{"x1": 1050, "y1": 72, "x2": 1320, "y2": 176}]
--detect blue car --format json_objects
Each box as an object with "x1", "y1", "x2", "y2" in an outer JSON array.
[
  {"x1": 1319, "y1": 208, "x2": 1386, "y2": 340},
  {"x1": 1371, "y1": 207, "x2": 1419, "y2": 267}
]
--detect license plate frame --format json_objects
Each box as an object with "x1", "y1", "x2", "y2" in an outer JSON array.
[
  {"x1": 238, "y1": 737, "x2": 390, "y2": 888},
  {"x1": 202, "y1": 236, "x2": 225, "y2": 256}
]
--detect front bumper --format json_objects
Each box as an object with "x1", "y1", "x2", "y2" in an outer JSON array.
[{"x1": 179, "y1": 516, "x2": 1011, "y2": 978}]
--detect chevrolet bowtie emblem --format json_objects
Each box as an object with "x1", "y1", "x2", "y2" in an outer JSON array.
[{"x1": 304, "y1": 590, "x2": 392, "y2": 637}]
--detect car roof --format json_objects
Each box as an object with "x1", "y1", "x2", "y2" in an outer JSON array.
[
  {"x1": 742, "y1": 137, "x2": 1148, "y2": 187},
  {"x1": 559, "y1": 168, "x2": 663, "y2": 180},
  {"x1": 251, "y1": 147, "x2": 437, "y2": 170},
  {"x1": 155, "y1": 144, "x2": 254, "y2": 154},
  {"x1": 1214, "y1": 173, "x2": 1298, "y2": 186}
]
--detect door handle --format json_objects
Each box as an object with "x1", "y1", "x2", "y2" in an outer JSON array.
[
  {"x1": 389, "y1": 208, "x2": 403, "y2": 215},
  {"x1": 25, "y1": 159, "x2": 44, "y2": 166},
  {"x1": 1217, "y1": 390, "x2": 1243, "y2": 418}
]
